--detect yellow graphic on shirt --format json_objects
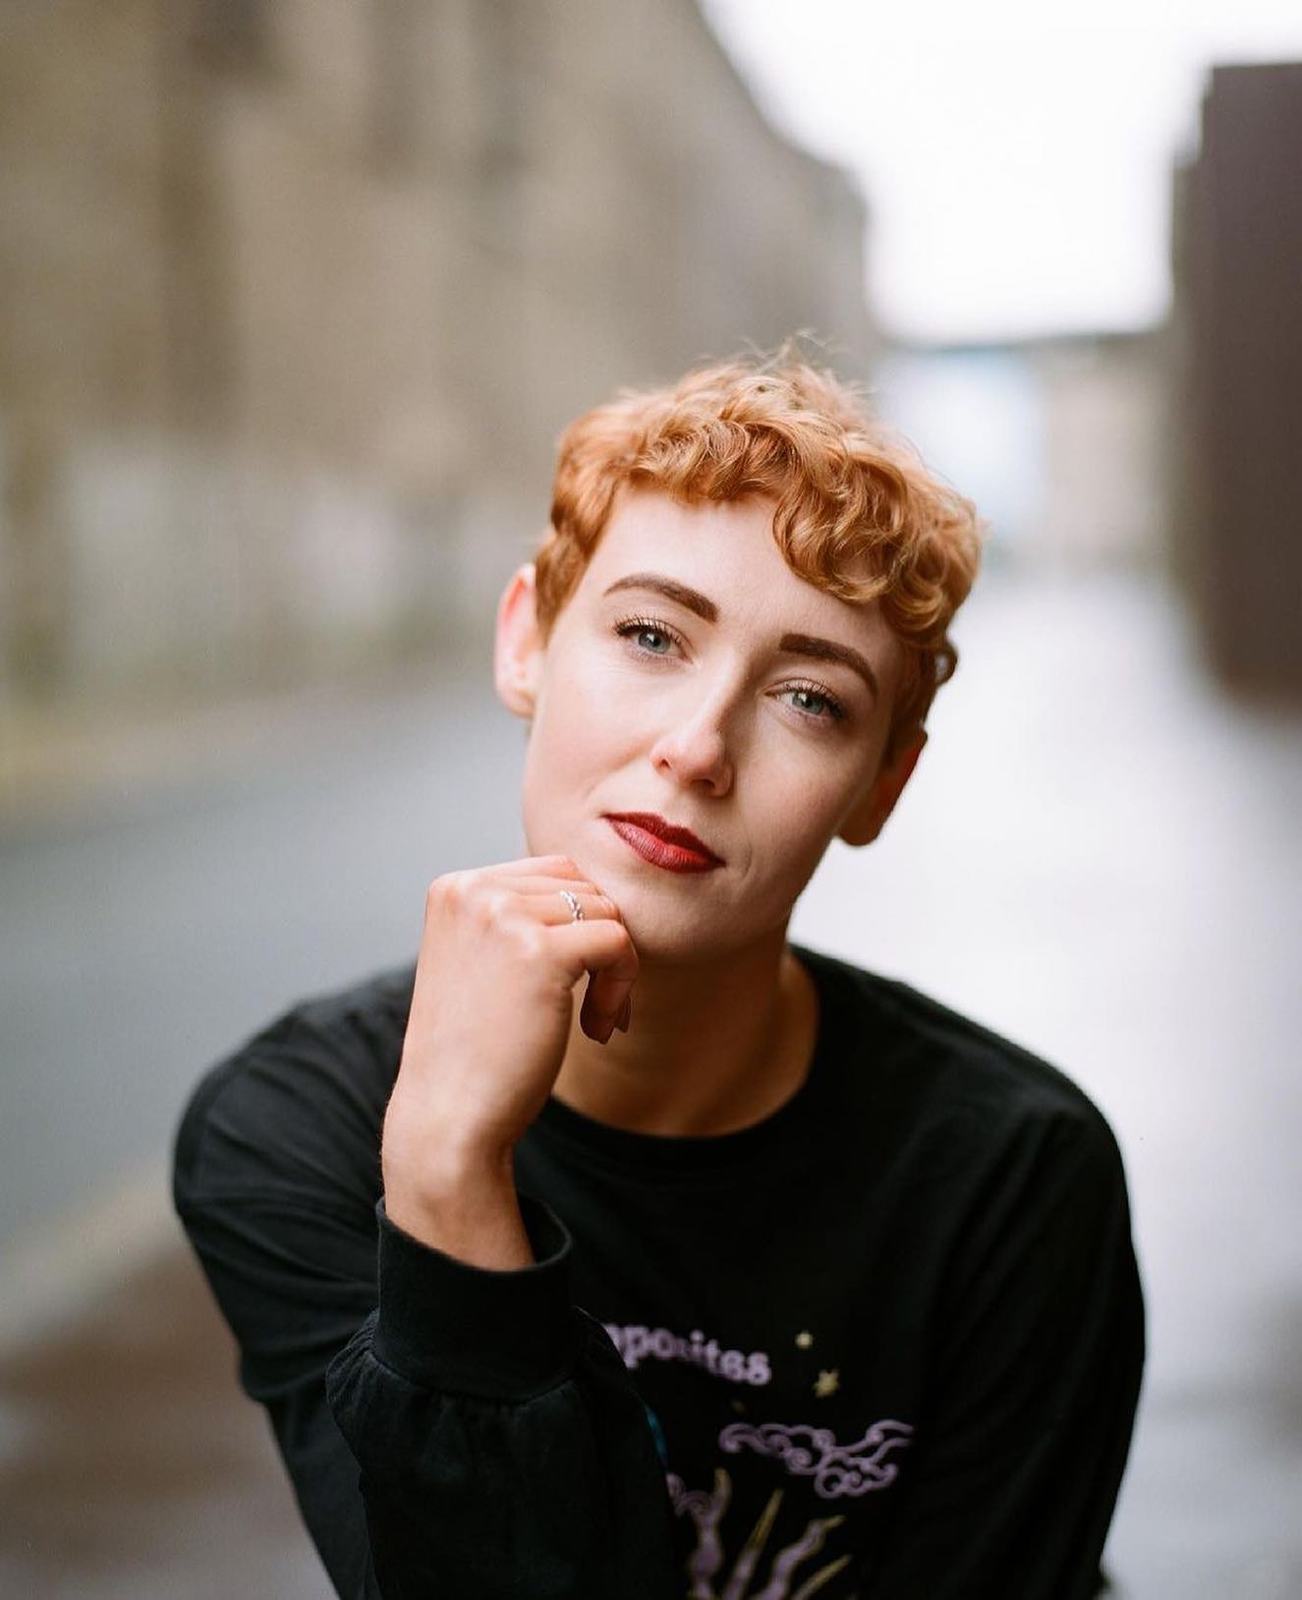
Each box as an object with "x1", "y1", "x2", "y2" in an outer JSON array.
[
  {"x1": 813, "y1": 1369, "x2": 840, "y2": 1398},
  {"x1": 668, "y1": 1465, "x2": 851, "y2": 1600}
]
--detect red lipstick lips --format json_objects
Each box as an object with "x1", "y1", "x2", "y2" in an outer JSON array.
[{"x1": 603, "y1": 812, "x2": 724, "y2": 874}]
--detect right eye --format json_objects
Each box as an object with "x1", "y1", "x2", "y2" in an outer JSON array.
[{"x1": 612, "y1": 616, "x2": 684, "y2": 657}]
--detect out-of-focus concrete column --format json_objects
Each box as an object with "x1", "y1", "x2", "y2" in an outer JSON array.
[{"x1": 1173, "y1": 61, "x2": 1302, "y2": 699}]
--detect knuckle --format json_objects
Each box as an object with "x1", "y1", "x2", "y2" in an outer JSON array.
[
  {"x1": 427, "y1": 872, "x2": 458, "y2": 909},
  {"x1": 596, "y1": 920, "x2": 634, "y2": 965},
  {"x1": 474, "y1": 888, "x2": 510, "y2": 929},
  {"x1": 511, "y1": 924, "x2": 548, "y2": 966}
]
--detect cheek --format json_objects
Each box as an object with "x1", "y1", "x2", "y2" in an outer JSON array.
[
  {"x1": 752, "y1": 756, "x2": 870, "y2": 871},
  {"x1": 777, "y1": 739, "x2": 862, "y2": 813},
  {"x1": 536, "y1": 653, "x2": 649, "y2": 766},
  {"x1": 520, "y1": 694, "x2": 613, "y2": 818},
  {"x1": 747, "y1": 780, "x2": 844, "y2": 878}
]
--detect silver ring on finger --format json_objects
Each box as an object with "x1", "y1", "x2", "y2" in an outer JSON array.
[{"x1": 559, "y1": 888, "x2": 584, "y2": 922}]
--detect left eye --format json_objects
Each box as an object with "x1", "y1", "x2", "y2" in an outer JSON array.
[{"x1": 781, "y1": 684, "x2": 846, "y2": 723}]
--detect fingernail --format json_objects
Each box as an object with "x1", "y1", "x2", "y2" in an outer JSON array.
[{"x1": 616, "y1": 995, "x2": 632, "y2": 1033}]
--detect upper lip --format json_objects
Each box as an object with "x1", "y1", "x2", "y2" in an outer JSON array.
[{"x1": 604, "y1": 812, "x2": 725, "y2": 864}]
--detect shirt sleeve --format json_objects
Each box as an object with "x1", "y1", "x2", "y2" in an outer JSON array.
[
  {"x1": 858, "y1": 1106, "x2": 1145, "y2": 1600},
  {"x1": 324, "y1": 1198, "x2": 679, "y2": 1599},
  {"x1": 172, "y1": 1036, "x2": 679, "y2": 1600}
]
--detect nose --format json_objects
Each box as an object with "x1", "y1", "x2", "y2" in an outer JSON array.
[{"x1": 648, "y1": 692, "x2": 736, "y2": 797}]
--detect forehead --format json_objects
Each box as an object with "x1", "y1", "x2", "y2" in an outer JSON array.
[{"x1": 574, "y1": 489, "x2": 903, "y2": 670}]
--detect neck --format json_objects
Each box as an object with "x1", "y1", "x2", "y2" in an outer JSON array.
[{"x1": 551, "y1": 928, "x2": 819, "y2": 1138}]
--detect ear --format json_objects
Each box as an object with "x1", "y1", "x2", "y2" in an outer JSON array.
[
  {"x1": 493, "y1": 562, "x2": 546, "y2": 720},
  {"x1": 837, "y1": 727, "x2": 927, "y2": 848}
]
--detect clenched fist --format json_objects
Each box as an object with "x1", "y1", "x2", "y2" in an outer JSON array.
[{"x1": 381, "y1": 855, "x2": 638, "y2": 1264}]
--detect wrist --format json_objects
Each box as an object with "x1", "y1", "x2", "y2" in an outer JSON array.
[
  {"x1": 383, "y1": 1139, "x2": 515, "y2": 1220},
  {"x1": 381, "y1": 1089, "x2": 517, "y2": 1198},
  {"x1": 381, "y1": 1123, "x2": 530, "y2": 1270}
]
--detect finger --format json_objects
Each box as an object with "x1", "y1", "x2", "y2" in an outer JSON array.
[
  {"x1": 494, "y1": 873, "x2": 616, "y2": 897},
  {"x1": 498, "y1": 882, "x2": 624, "y2": 925},
  {"x1": 523, "y1": 886, "x2": 629, "y2": 1040},
  {"x1": 542, "y1": 891, "x2": 622, "y2": 928},
  {"x1": 480, "y1": 854, "x2": 586, "y2": 881},
  {"x1": 546, "y1": 919, "x2": 638, "y2": 1037},
  {"x1": 579, "y1": 976, "x2": 631, "y2": 1044}
]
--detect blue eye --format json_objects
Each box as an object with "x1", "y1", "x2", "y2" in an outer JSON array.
[
  {"x1": 612, "y1": 616, "x2": 848, "y2": 728},
  {"x1": 613, "y1": 616, "x2": 682, "y2": 656},
  {"x1": 781, "y1": 683, "x2": 847, "y2": 724}
]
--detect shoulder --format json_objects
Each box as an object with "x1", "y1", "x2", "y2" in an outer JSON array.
[
  {"x1": 172, "y1": 961, "x2": 416, "y2": 1215},
  {"x1": 799, "y1": 945, "x2": 1127, "y2": 1193}
]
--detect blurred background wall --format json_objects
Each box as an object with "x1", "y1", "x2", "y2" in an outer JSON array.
[
  {"x1": 1171, "y1": 60, "x2": 1302, "y2": 700},
  {"x1": 0, "y1": 0, "x2": 870, "y2": 722},
  {"x1": 2, "y1": 3, "x2": 1300, "y2": 1597}
]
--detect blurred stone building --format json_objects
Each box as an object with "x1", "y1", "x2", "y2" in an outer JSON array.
[{"x1": 0, "y1": 0, "x2": 871, "y2": 714}]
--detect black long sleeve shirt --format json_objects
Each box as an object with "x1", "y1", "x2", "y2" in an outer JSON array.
[{"x1": 172, "y1": 942, "x2": 1144, "y2": 1598}]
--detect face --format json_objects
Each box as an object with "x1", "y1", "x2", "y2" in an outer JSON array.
[{"x1": 496, "y1": 490, "x2": 923, "y2": 962}]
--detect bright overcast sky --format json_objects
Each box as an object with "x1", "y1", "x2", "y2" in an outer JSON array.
[{"x1": 701, "y1": 0, "x2": 1302, "y2": 343}]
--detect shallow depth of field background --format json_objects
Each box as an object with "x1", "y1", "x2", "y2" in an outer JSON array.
[{"x1": 2, "y1": 3, "x2": 1300, "y2": 1596}]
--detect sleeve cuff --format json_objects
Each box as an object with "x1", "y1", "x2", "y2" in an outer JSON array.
[{"x1": 372, "y1": 1191, "x2": 580, "y2": 1399}]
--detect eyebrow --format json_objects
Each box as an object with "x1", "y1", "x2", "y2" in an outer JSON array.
[{"x1": 601, "y1": 571, "x2": 880, "y2": 703}]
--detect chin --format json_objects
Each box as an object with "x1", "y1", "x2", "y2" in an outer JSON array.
[{"x1": 632, "y1": 899, "x2": 770, "y2": 969}]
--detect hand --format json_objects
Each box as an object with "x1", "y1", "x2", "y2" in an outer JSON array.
[{"x1": 384, "y1": 854, "x2": 638, "y2": 1181}]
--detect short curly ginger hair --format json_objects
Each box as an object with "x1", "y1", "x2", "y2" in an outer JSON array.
[{"x1": 533, "y1": 353, "x2": 986, "y2": 766}]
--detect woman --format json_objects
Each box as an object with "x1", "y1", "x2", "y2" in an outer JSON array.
[{"x1": 173, "y1": 355, "x2": 1144, "y2": 1598}]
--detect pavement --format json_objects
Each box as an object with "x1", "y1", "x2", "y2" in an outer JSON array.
[
  {"x1": 1, "y1": 564, "x2": 1299, "y2": 1598},
  {"x1": 0, "y1": 1248, "x2": 326, "y2": 1600}
]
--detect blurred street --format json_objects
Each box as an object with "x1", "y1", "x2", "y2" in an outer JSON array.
[
  {"x1": 2, "y1": 565, "x2": 1300, "y2": 1598},
  {"x1": 4, "y1": 2, "x2": 1301, "y2": 1595}
]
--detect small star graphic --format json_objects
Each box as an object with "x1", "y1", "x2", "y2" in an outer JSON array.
[
  {"x1": 814, "y1": 1368, "x2": 840, "y2": 1398},
  {"x1": 795, "y1": 1330, "x2": 814, "y2": 1349}
]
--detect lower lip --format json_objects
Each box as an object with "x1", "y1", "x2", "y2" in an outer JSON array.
[{"x1": 606, "y1": 818, "x2": 721, "y2": 874}]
